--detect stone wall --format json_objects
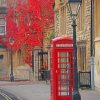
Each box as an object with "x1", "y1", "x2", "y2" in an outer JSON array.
[
  {"x1": 94, "y1": 0, "x2": 100, "y2": 90},
  {"x1": 54, "y1": 0, "x2": 92, "y2": 71},
  {"x1": 82, "y1": 0, "x2": 91, "y2": 70}
]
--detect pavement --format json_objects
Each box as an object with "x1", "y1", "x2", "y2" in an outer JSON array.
[
  {"x1": 80, "y1": 89, "x2": 100, "y2": 100},
  {"x1": 0, "y1": 81, "x2": 100, "y2": 100}
]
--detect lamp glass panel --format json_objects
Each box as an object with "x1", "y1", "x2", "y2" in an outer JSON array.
[{"x1": 69, "y1": 3, "x2": 79, "y2": 15}]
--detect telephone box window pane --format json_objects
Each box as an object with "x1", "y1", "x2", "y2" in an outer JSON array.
[
  {"x1": 58, "y1": 91, "x2": 60, "y2": 96},
  {"x1": 61, "y1": 85, "x2": 70, "y2": 96},
  {"x1": 59, "y1": 75, "x2": 70, "y2": 80},
  {"x1": 58, "y1": 51, "x2": 73, "y2": 96},
  {"x1": 58, "y1": 52, "x2": 71, "y2": 68},
  {"x1": 60, "y1": 69, "x2": 67, "y2": 74},
  {"x1": 61, "y1": 92, "x2": 67, "y2": 96}
]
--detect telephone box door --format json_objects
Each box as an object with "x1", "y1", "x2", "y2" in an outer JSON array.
[{"x1": 55, "y1": 49, "x2": 73, "y2": 100}]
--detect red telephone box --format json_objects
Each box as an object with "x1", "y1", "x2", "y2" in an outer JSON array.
[{"x1": 50, "y1": 37, "x2": 74, "y2": 100}]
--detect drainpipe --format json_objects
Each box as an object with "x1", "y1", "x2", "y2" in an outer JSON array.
[{"x1": 90, "y1": 0, "x2": 95, "y2": 90}]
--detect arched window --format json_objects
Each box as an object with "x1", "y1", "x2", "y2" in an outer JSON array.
[{"x1": 18, "y1": 49, "x2": 21, "y2": 65}]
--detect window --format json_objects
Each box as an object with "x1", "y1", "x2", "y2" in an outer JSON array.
[
  {"x1": 77, "y1": 0, "x2": 84, "y2": 31},
  {"x1": 60, "y1": 6, "x2": 66, "y2": 35},
  {"x1": 0, "y1": 0, "x2": 6, "y2": 6},
  {"x1": 0, "y1": 54, "x2": 3, "y2": 61},
  {"x1": 78, "y1": 44, "x2": 86, "y2": 71},
  {"x1": 18, "y1": 50, "x2": 21, "y2": 64},
  {"x1": 0, "y1": 18, "x2": 6, "y2": 35},
  {"x1": 0, "y1": 26, "x2": 5, "y2": 33},
  {"x1": 95, "y1": 0, "x2": 100, "y2": 37}
]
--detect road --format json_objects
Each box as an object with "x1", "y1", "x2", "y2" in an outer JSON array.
[
  {"x1": 0, "y1": 81, "x2": 100, "y2": 100},
  {"x1": 0, "y1": 89, "x2": 18, "y2": 100},
  {"x1": 0, "y1": 81, "x2": 50, "y2": 100}
]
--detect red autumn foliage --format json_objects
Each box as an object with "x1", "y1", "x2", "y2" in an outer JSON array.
[{"x1": 0, "y1": 0, "x2": 54, "y2": 66}]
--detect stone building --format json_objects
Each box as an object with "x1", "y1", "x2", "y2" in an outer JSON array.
[
  {"x1": 0, "y1": 0, "x2": 9, "y2": 80},
  {"x1": 54, "y1": 0, "x2": 92, "y2": 72},
  {"x1": 94, "y1": 0, "x2": 100, "y2": 90},
  {"x1": 54, "y1": 0, "x2": 100, "y2": 91},
  {"x1": 0, "y1": 0, "x2": 32, "y2": 81},
  {"x1": 0, "y1": 0, "x2": 54, "y2": 81}
]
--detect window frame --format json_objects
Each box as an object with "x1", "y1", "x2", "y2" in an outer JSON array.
[{"x1": 0, "y1": 18, "x2": 6, "y2": 35}]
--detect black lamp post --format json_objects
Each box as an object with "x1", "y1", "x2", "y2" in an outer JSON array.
[
  {"x1": 67, "y1": 0, "x2": 82, "y2": 100},
  {"x1": 9, "y1": 36, "x2": 15, "y2": 82}
]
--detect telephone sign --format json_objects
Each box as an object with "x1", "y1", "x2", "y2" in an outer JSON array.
[{"x1": 50, "y1": 37, "x2": 74, "y2": 100}]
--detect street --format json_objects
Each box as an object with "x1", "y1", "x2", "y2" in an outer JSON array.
[
  {"x1": 0, "y1": 81, "x2": 50, "y2": 100},
  {"x1": 0, "y1": 0, "x2": 100, "y2": 100},
  {"x1": 0, "y1": 89, "x2": 18, "y2": 100},
  {"x1": 0, "y1": 81, "x2": 100, "y2": 100}
]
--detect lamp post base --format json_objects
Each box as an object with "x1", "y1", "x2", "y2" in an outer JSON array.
[
  {"x1": 10, "y1": 74, "x2": 14, "y2": 82},
  {"x1": 72, "y1": 90, "x2": 81, "y2": 100}
]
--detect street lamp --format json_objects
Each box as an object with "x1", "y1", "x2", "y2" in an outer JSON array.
[
  {"x1": 66, "y1": 0, "x2": 82, "y2": 100},
  {"x1": 9, "y1": 36, "x2": 15, "y2": 82}
]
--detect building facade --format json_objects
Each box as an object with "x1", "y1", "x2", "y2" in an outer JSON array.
[
  {"x1": 54, "y1": 0, "x2": 100, "y2": 91},
  {"x1": 54, "y1": 0, "x2": 92, "y2": 72},
  {"x1": 94, "y1": 0, "x2": 100, "y2": 90},
  {"x1": 0, "y1": 0, "x2": 9, "y2": 80},
  {"x1": 0, "y1": 0, "x2": 32, "y2": 81},
  {"x1": 0, "y1": 0, "x2": 54, "y2": 81}
]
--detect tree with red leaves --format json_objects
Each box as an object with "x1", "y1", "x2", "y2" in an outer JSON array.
[{"x1": 4, "y1": 0, "x2": 54, "y2": 66}]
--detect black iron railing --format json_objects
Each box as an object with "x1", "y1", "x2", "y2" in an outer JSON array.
[{"x1": 79, "y1": 71, "x2": 91, "y2": 88}]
